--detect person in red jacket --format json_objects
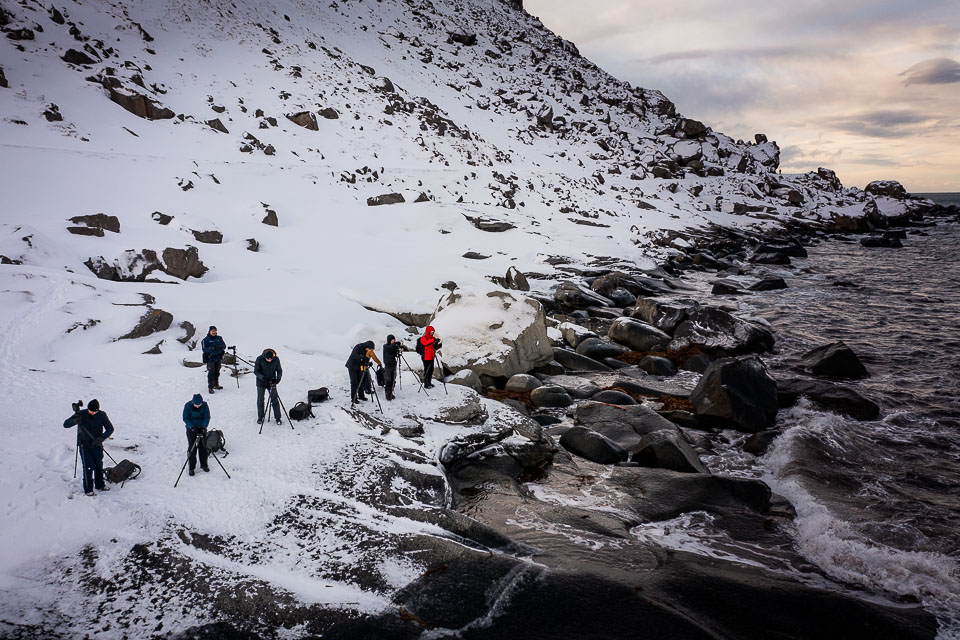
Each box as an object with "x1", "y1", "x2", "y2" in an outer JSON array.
[{"x1": 416, "y1": 326, "x2": 442, "y2": 389}]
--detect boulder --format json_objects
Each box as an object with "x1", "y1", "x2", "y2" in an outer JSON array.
[
  {"x1": 575, "y1": 337, "x2": 628, "y2": 361},
  {"x1": 286, "y1": 111, "x2": 319, "y2": 130},
  {"x1": 319, "y1": 107, "x2": 339, "y2": 119},
  {"x1": 176, "y1": 321, "x2": 196, "y2": 344},
  {"x1": 446, "y1": 369, "x2": 482, "y2": 393},
  {"x1": 589, "y1": 390, "x2": 636, "y2": 405},
  {"x1": 69, "y1": 213, "x2": 120, "y2": 234},
  {"x1": 552, "y1": 347, "x2": 611, "y2": 372},
  {"x1": 190, "y1": 229, "x2": 222, "y2": 244},
  {"x1": 449, "y1": 31, "x2": 478, "y2": 46},
  {"x1": 606, "y1": 287, "x2": 637, "y2": 307},
  {"x1": 0, "y1": 66, "x2": 6, "y2": 88},
  {"x1": 246, "y1": 238, "x2": 259, "y2": 252},
  {"x1": 431, "y1": 289, "x2": 554, "y2": 378},
  {"x1": 612, "y1": 376, "x2": 692, "y2": 400},
  {"x1": 161, "y1": 246, "x2": 208, "y2": 280},
  {"x1": 669, "y1": 307, "x2": 775, "y2": 355},
  {"x1": 633, "y1": 430, "x2": 709, "y2": 474},
  {"x1": 576, "y1": 402, "x2": 680, "y2": 439},
  {"x1": 801, "y1": 341, "x2": 869, "y2": 379},
  {"x1": 776, "y1": 377, "x2": 879, "y2": 419},
  {"x1": 504, "y1": 266, "x2": 530, "y2": 292},
  {"x1": 680, "y1": 353, "x2": 712, "y2": 373},
  {"x1": 750, "y1": 252, "x2": 791, "y2": 265},
  {"x1": 757, "y1": 242, "x2": 807, "y2": 258},
  {"x1": 865, "y1": 180, "x2": 907, "y2": 199},
  {"x1": 205, "y1": 118, "x2": 228, "y2": 133},
  {"x1": 743, "y1": 430, "x2": 782, "y2": 457},
  {"x1": 505, "y1": 374, "x2": 542, "y2": 392},
  {"x1": 537, "y1": 375, "x2": 602, "y2": 399},
  {"x1": 712, "y1": 279, "x2": 746, "y2": 296},
  {"x1": 463, "y1": 215, "x2": 516, "y2": 232},
  {"x1": 638, "y1": 355, "x2": 677, "y2": 376},
  {"x1": 677, "y1": 118, "x2": 708, "y2": 138},
  {"x1": 435, "y1": 393, "x2": 488, "y2": 425},
  {"x1": 559, "y1": 426, "x2": 628, "y2": 464},
  {"x1": 530, "y1": 385, "x2": 574, "y2": 408},
  {"x1": 438, "y1": 428, "x2": 513, "y2": 468},
  {"x1": 631, "y1": 298, "x2": 699, "y2": 333},
  {"x1": 690, "y1": 356, "x2": 779, "y2": 433},
  {"x1": 532, "y1": 360, "x2": 565, "y2": 376},
  {"x1": 554, "y1": 282, "x2": 612, "y2": 309},
  {"x1": 590, "y1": 271, "x2": 658, "y2": 297},
  {"x1": 61, "y1": 48, "x2": 96, "y2": 65},
  {"x1": 558, "y1": 322, "x2": 597, "y2": 348},
  {"x1": 608, "y1": 317, "x2": 671, "y2": 352},
  {"x1": 262, "y1": 209, "x2": 278, "y2": 226},
  {"x1": 152, "y1": 211, "x2": 173, "y2": 225},
  {"x1": 749, "y1": 277, "x2": 788, "y2": 291},
  {"x1": 860, "y1": 235, "x2": 903, "y2": 248},
  {"x1": 118, "y1": 307, "x2": 174, "y2": 340},
  {"x1": 367, "y1": 193, "x2": 405, "y2": 206}
]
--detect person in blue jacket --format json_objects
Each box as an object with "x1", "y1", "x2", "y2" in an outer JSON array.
[
  {"x1": 63, "y1": 399, "x2": 115, "y2": 496},
  {"x1": 182, "y1": 393, "x2": 211, "y2": 476},
  {"x1": 201, "y1": 326, "x2": 227, "y2": 394}
]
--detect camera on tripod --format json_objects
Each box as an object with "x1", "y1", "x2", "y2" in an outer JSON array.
[{"x1": 71, "y1": 400, "x2": 84, "y2": 413}]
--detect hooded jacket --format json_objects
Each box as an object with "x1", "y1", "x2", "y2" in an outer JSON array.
[
  {"x1": 383, "y1": 335, "x2": 401, "y2": 367},
  {"x1": 346, "y1": 341, "x2": 383, "y2": 370},
  {"x1": 201, "y1": 332, "x2": 226, "y2": 362},
  {"x1": 418, "y1": 326, "x2": 441, "y2": 361},
  {"x1": 63, "y1": 409, "x2": 115, "y2": 446},
  {"x1": 254, "y1": 349, "x2": 283, "y2": 387},
  {"x1": 182, "y1": 394, "x2": 211, "y2": 430}
]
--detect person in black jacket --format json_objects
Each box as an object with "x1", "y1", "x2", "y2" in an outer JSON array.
[
  {"x1": 63, "y1": 399, "x2": 115, "y2": 496},
  {"x1": 254, "y1": 348, "x2": 283, "y2": 424},
  {"x1": 382, "y1": 335, "x2": 401, "y2": 401},
  {"x1": 345, "y1": 341, "x2": 382, "y2": 404},
  {"x1": 182, "y1": 393, "x2": 210, "y2": 476},
  {"x1": 201, "y1": 326, "x2": 226, "y2": 394}
]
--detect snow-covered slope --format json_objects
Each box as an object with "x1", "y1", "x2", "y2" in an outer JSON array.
[{"x1": 0, "y1": 0, "x2": 943, "y2": 637}]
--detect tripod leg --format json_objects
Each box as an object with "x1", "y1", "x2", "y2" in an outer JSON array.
[
  {"x1": 366, "y1": 369, "x2": 384, "y2": 414},
  {"x1": 258, "y1": 386, "x2": 268, "y2": 434},
  {"x1": 73, "y1": 443, "x2": 79, "y2": 479},
  {"x1": 209, "y1": 451, "x2": 231, "y2": 479},
  {"x1": 101, "y1": 445, "x2": 119, "y2": 466},
  {"x1": 401, "y1": 354, "x2": 428, "y2": 395},
  {"x1": 273, "y1": 387, "x2": 295, "y2": 430},
  {"x1": 174, "y1": 440, "x2": 199, "y2": 488},
  {"x1": 435, "y1": 355, "x2": 449, "y2": 395}
]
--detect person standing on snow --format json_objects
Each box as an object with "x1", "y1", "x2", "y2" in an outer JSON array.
[
  {"x1": 182, "y1": 393, "x2": 210, "y2": 476},
  {"x1": 382, "y1": 334, "x2": 402, "y2": 401},
  {"x1": 346, "y1": 341, "x2": 382, "y2": 404},
  {"x1": 416, "y1": 326, "x2": 442, "y2": 389},
  {"x1": 63, "y1": 399, "x2": 115, "y2": 496},
  {"x1": 254, "y1": 348, "x2": 283, "y2": 424},
  {"x1": 201, "y1": 326, "x2": 226, "y2": 394}
]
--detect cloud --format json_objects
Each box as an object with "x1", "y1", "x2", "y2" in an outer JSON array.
[
  {"x1": 900, "y1": 58, "x2": 960, "y2": 85},
  {"x1": 823, "y1": 110, "x2": 941, "y2": 138},
  {"x1": 644, "y1": 46, "x2": 811, "y2": 64}
]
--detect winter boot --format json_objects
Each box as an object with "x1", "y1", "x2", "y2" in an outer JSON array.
[
  {"x1": 189, "y1": 468, "x2": 195, "y2": 476},
  {"x1": 276, "y1": 418, "x2": 282, "y2": 425},
  {"x1": 201, "y1": 465, "x2": 210, "y2": 473},
  {"x1": 99, "y1": 485, "x2": 110, "y2": 492},
  {"x1": 214, "y1": 383, "x2": 223, "y2": 390},
  {"x1": 208, "y1": 387, "x2": 215, "y2": 394},
  {"x1": 85, "y1": 491, "x2": 96, "y2": 497}
]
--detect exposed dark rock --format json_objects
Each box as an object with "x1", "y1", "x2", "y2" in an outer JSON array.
[
  {"x1": 286, "y1": 111, "x2": 318, "y2": 130},
  {"x1": 552, "y1": 347, "x2": 611, "y2": 372},
  {"x1": 712, "y1": 279, "x2": 746, "y2": 295},
  {"x1": 262, "y1": 209, "x2": 278, "y2": 226},
  {"x1": 865, "y1": 180, "x2": 907, "y2": 199},
  {"x1": 801, "y1": 341, "x2": 869, "y2": 379},
  {"x1": 631, "y1": 298, "x2": 699, "y2": 333},
  {"x1": 575, "y1": 337, "x2": 628, "y2": 361},
  {"x1": 504, "y1": 373, "x2": 542, "y2": 392},
  {"x1": 246, "y1": 238, "x2": 260, "y2": 252},
  {"x1": 205, "y1": 118, "x2": 229, "y2": 133},
  {"x1": 319, "y1": 107, "x2": 339, "y2": 119},
  {"x1": 449, "y1": 31, "x2": 478, "y2": 46},
  {"x1": 190, "y1": 229, "x2": 223, "y2": 244},
  {"x1": 591, "y1": 271, "x2": 662, "y2": 297},
  {"x1": 690, "y1": 356, "x2": 779, "y2": 433},
  {"x1": 677, "y1": 118, "x2": 708, "y2": 138},
  {"x1": 638, "y1": 355, "x2": 677, "y2": 376},
  {"x1": 750, "y1": 252, "x2": 791, "y2": 265},
  {"x1": 504, "y1": 266, "x2": 530, "y2": 291},
  {"x1": 680, "y1": 353, "x2": 712, "y2": 374},
  {"x1": 589, "y1": 389, "x2": 637, "y2": 405},
  {"x1": 119, "y1": 307, "x2": 174, "y2": 340},
  {"x1": 69, "y1": 213, "x2": 120, "y2": 233},
  {"x1": 62, "y1": 48, "x2": 97, "y2": 65},
  {"x1": 538, "y1": 374, "x2": 602, "y2": 399},
  {"x1": 0, "y1": 66, "x2": 7, "y2": 88},
  {"x1": 757, "y1": 242, "x2": 807, "y2": 258},
  {"x1": 559, "y1": 426, "x2": 628, "y2": 464},
  {"x1": 142, "y1": 341, "x2": 163, "y2": 355},
  {"x1": 529, "y1": 385, "x2": 573, "y2": 408},
  {"x1": 414, "y1": 192, "x2": 430, "y2": 203},
  {"x1": 608, "y1": 317, "x2": 671, "y2": 352},
  {"x1": 367, "y1": 193, "x2": 405, "y2": 206},
  {"x1": 94, "y1": 76, "x2": 175, "y2": 120},
  {"x1": 633, "y1": 429, "x2": 708, "y2": 473},
  {"x1": 462, "y1": 251, "x2": 488, "y2": 260},
  {"x1": 177, "y1": 321, "x2": 196, "y2": 344},
  {"x1": 161, "y1": 246, "x2": 208, "y2": 280},
  {"x1": 743, "y1": 430, "x2": 782, "y2": 456},
  {"x1": 67, "y1": 226, "x2": 103, "y2": 237},
  {"x1": 670, "y1": 307, "x2": 775, "y2": 356},
  {"x1": 43, "y1": 103, "x2": 63, "y2": 122},
  {"x1": 463, "y1": 215, "x2": 515, "y2": 232},
  {"x1": 860, "y1": 235, "x2": 903, "y2": 248},
  {"x1": 749, "y1": 277, "x2": 788, "y2": 291},
  {"x1": 777, "y1": 377, "x2": 879, "y2": 419},
  {"x1": 152, "y1": 211, "x2": 173, "y2": 225},
  {"x1": 554, "y1": 281, "x2": 613, "y2": 309}
]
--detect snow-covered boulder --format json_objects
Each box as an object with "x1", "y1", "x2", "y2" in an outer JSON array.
[{"x1": 430, "y1": 288, "x2": 554, "y2": 378}]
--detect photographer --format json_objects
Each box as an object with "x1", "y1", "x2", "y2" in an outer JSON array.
[
  {"x1": 201, "y1": 326, "x2": 227, "y2": 394},
  {"x1": 63, "y1": 399, "x2": 115, "y2": 496},
  {"x1": 182, "y1": 393, "x2": 210, "y2": 476},
  {"x1": 382, "y1": 335, "x2": 401, "y2": 401},
  {"x1": 254, "y1": 348, "x2": 283, "y2": 424},
  {"x1": 346, "y1": 341, "x2": 382, "y2": 404},
  {"x1": 416, "y1": 326, "x2": 442, "y2": 389}
]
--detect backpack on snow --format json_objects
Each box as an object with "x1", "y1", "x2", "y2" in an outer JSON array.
[
  {"x1": 204, "y1": 429, "x2": 228, "y2": 457},
  {"x1": 289, "y1": 402, "x2": 314, "y2": 421},
  {"x1": 105, "y1": 459, "x2": 141, "y2": 486},
  {"x1": 308, "y1": 388, "x2": 329, "y2": 404},
  {"x1": 375, "y1": 367, "x2": 385, "y2": 387}
]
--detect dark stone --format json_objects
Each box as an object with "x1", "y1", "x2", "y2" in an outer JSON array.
[
  {"x1": 119, "y1": 307, "x2": 173, "y2": 340},
  {"x1": 206, "y1": 118, "x2": 229, "y2": 133},
  {"x1": 43, "y1": 103, "x2": 63, "y2": 122},
  {"x1": 142, "y1": 341, "x2": 163, "y2": 355},
  {"x1": 286, "y1": 111, "x2": 318, "y2": 130},
  {"x1": 677, "y1": 118, "x2": 708, "y2": 138},
  {"x1": 638, "y1": 355, "x2": 677, "y2": 376},
  {"x1": 0, "y1": 66, "x2": 7, "y2": 88},
  {"x1": 690, "y1": 356, "x2": 779, "y2": 433},
  {"x1": 161, "y1": 246, "x2": 208, "y2": 280},
  {"x1": 606, "y1": 287, "x2": 636, "y2": 307},
  {"x1": 554, "y1": 281, "x2": 613, "y2": 309},
  {"x1": 633, "y1": 429, "x2": 708, "y2": 473},
  {"x1": 531, "y1": 414, "x2": 562, "y2": 426},
  {"x1": 462, "y1": 251, "x2": 489, "y2": 260},
  {"x1": 95, "y1": 76, "x2": 174, "y2": 120},
  {"x1": 319, "y1": 107, "x2": 339, "y2": 119},
  {"x1": 177, "y1": 321, "x2": 196, "y2": 344},
  {"x1": 750, "y1": 252, "x2": 791, "y2": 265},
  {"x1": 743, "y1": 430, "x2": 782, "y2": 456},
  {"x1": 559, "y1": 426, "x2": 628, "y2": 464},
  {"x1": 67, "y1": 226, "x2": 103, "y2": 237},
  {"x1": 262, "y1": 210, "x2": 278, "y2": 226},
  {"x1": 69, "y1": 213, "x2": 120, "y2": 233},
  {"x1": 631, "y1": 297, "x2": 699, "y2": 333},
  {"x1": 670, "y1": 307, "x2": 775, "y2": 356},
  {"x1": 532, "y1": 360, "x2": 565, "y2": 376},
  {"x1": 152, "y1": 211, "x2": 172, "y2": 225},
  {"x1": 529, "y1": 385, "x2": 574, "y2": 408},
  {"x1": 776, "y1": 377, "x2": 879, "y2": 419},
  {"x1": 463, "y1": 214, "x2": 516, "y2": 232},
  {"x1": 190, "y1": 229, "x2": 222, "y2": 244},
  {"x1": 63, "y1": 49, "x2": 97, "y2": 65},
  {"x1": 552, "y1": 347, "x2": 611, "y2": 372},
  {"x1": 504, "y1": 266, "x2": 530, "y2": 291},
  {"x1": 414, "y1": 192, "x2": 430, "y2": 203},
  {"x1": 589, "y1": 389, "x2": 637, "y2": 405},
  {"x1": 757, "y1": 242, "x2": 807, "y2": 258},
  {"x1": 367, "y1": 193, "x2": 406, "y2": 206},
  {"x1": 590, "y1": 271, "x2": 659, "y2": 297},
  {"x1": 681, "y1": 353, "x2": 712, "y2": 373},
  {"x1": 449, "y1": 31, "x2": 478, "y2": 46},
  {"x1": 865, "y1": 180, "x2": 907, "y2": 199},
  {"x1": 576, "y1": 337, "x2": 628, "y2": 361},
  {"x1": 608, "y1": 317, "x2": 671, "y2": 352},
  {"x1": 712, "y1": 279, "x2": 746, "y2": 296},
  {"x1": 749, "y1": 277, "x2": 788, "y2": 291},
  {"x1": 801, "y1": 341, "x2": 869, "y2": 379},
  {"x1": 246, "y1": 238, "x2": 260, "y2": 252},
  {"x1": 860, "y1": 236, "x2": 903, "y2": 248},
  {"x1": 657, "y1": 410, "x2": 702, "y2": 430},
  {"x1": 5, "y1": 28, "x2": 35, "y2": 41}
]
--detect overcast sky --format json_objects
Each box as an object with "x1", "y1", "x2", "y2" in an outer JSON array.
[{"x1": 525, "y1": 0, "x2": 960, "y2": 192}]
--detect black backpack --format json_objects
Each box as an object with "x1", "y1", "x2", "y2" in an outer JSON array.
[
  {"x1": 375, "y1": 367, "x2": 385, "y2": 386},
  {"x1": 308, "y1": 388, "x2": 329, "y2": 404},
  {"x1": 205, "y1": 429, "x2": 228, "y2": 457},
  {"x1": 415, "y1": 338, "x2": 425, "y2": 357},
  {"x1": 105, "y1": 459, "x2": 141, "y2": 486},
  {"x1": 289, "y1": 402, "x2": 314, "y2": 421}
]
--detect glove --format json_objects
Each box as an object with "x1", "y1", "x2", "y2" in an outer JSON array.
[{"x1": 93, "y1": 436, "x2": 106, "y2": 447}]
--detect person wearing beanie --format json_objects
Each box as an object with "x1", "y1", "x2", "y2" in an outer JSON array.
[
  {"x1": 254, "y1": 348, "x2": 283, "y2": 424},
  {"x1": 182, "y1": 393, "x2": 211, "y2": 475},
  {"x1": 416, "y1": 326, "x2": 442, "y2": 389},
  {"x1": 382, "y1": 334, "x2": 402, "y2": 401},
  {"x1": 201, "y1": 326, "x2": 227, "y2": 394},
  {"x1": 345, "y1": 340, "x2": 383, "y2": 404},
  {"x1": 62, "y1": 398, "x2": 115, "y2": 496}
]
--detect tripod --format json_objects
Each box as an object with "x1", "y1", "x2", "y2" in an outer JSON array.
[
  {"x1": 259, "y1": 384, "x2": 295, "y2": 434},
  {"x1": 229, "y1": 346, "x2": 241, "y2": 388},
  {"x1": 174, "y1": 430, "x2": 231, "y2": 487},
  {"x1": 434, "y1": 351, "x2": 449, "y2": 394},
  {"x1": 398, "y1": 352, "x2": 428, "y2": 395},
  {"x1": 362, "y1": 366, "x2": 384, "y2": 414}
]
